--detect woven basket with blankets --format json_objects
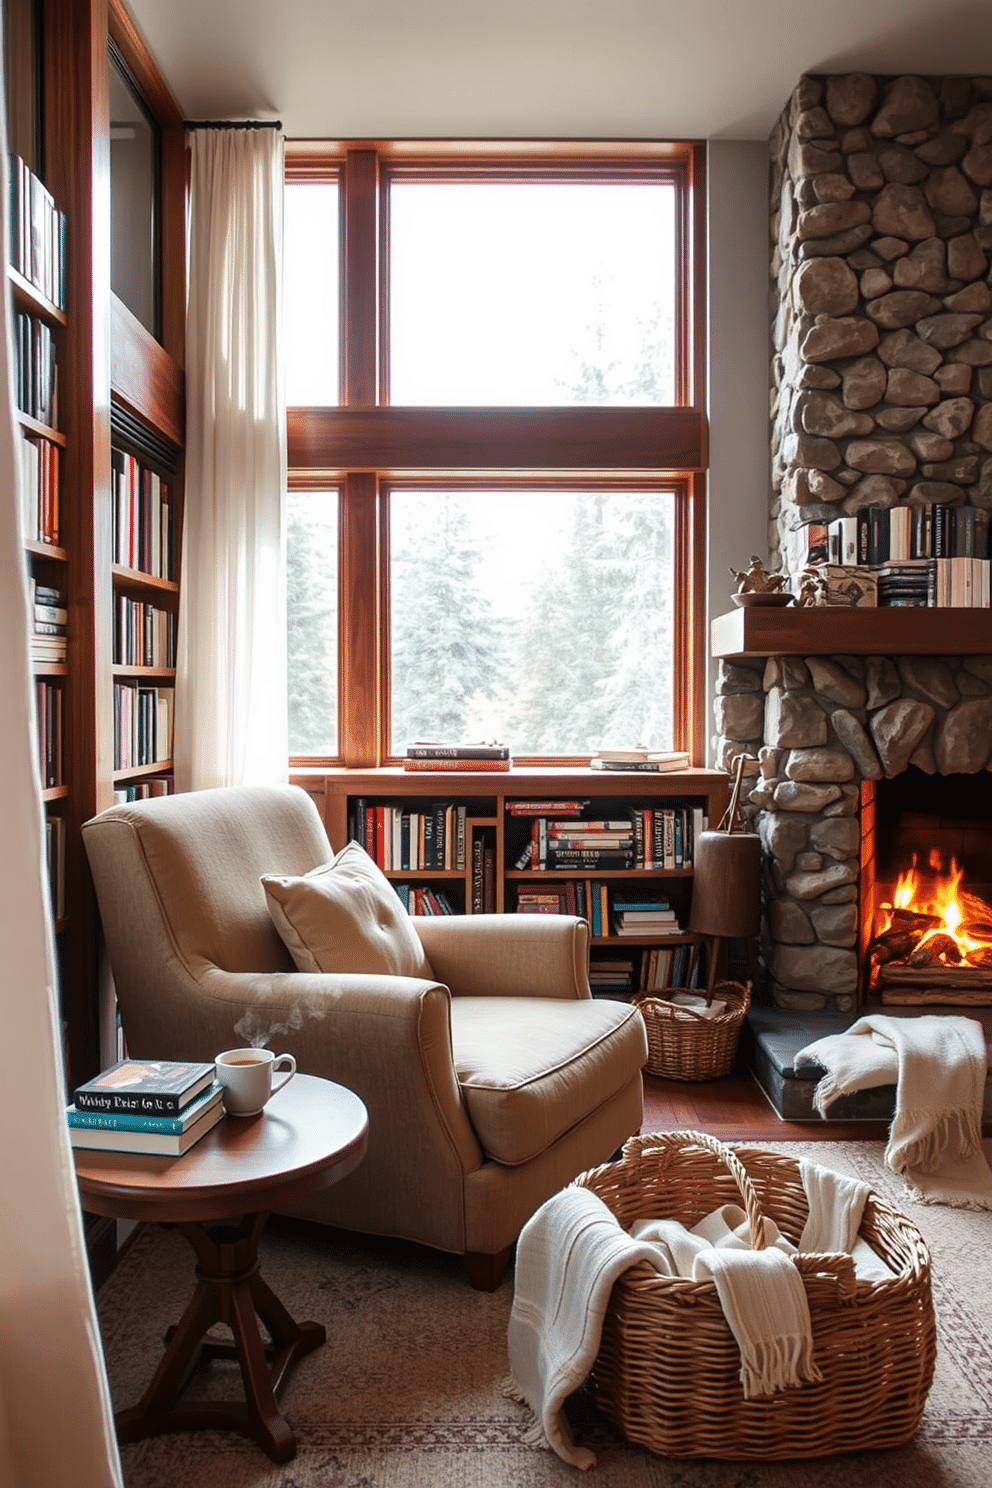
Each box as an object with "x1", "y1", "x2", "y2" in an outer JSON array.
[{"x1": 506, "y1": 1129, "x2": 937, "y2": 1467}]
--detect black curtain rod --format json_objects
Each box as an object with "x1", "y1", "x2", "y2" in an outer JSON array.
[{"x1": 185, "y1": 119, "x2": 283, "y2": 131}]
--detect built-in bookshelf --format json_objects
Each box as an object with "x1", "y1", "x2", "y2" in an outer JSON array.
[
  {"x1": 299, "y1": 767, "x2": 730, "y2": 1001},
  {"x1": 7, "y1": 0, "x2": 187, "y2": 1285},
  {"x1": 109, "y1": 413, "x2": 181, "y2": 801},
  {"x1": 10, "y1": 149, "x2": 70, "y2": 938}
]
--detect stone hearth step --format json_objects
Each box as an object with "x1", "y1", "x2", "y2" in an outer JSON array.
[{"x1": 747, "y1": 1005, "x2": 992, "y2": 1123}]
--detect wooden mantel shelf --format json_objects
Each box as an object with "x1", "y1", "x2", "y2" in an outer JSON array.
[{"x1": 711, "y1": 606, "x2": 992, "y2": 660}]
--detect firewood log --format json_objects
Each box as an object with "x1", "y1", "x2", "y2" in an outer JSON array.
[
  {"x1": 867, "y1": 929, "x2": 921, "y2": 965},
  {"x1": 909, "y1": 933, "x2": 962, "y2": 967}
]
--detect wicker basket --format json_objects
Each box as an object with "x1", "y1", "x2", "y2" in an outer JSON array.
[
  {"x1": 574, "y1": 1129, "x2": 936, "y2": 1460},
  {"x1": 632, "y1": 980, "x2": 750, "y2": 1080}
]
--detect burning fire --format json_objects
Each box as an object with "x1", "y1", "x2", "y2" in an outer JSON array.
[{"x1": 875, "y1": 850, "x2": 992, "y2": 969}]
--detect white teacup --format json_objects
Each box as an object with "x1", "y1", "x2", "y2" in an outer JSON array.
[{"x1": 215, "y1": 1047, "x2": 297, "y2": 1116}]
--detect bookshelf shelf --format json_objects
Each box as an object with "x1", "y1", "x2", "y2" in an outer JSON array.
[
  {"x1": 16, "y1": 411, "x2": 67, "y2": 446},
  {"x1": 507, "y1": 867, "x2": 695, "y2": 881},
  {"x1": 8, "y1": 263, "x2": 68, "y2": 326},
  {"x1": 590, "y1": 933, "x2": 695, "y2": 947},
  {"x1": 111, "y1": 563, "x2": 179, "y2": 597},
  {"x1": 41, "y1": 784, "x2": 69, "y2": 803},
  {"x1": 24, "y1": 539, "x2": 68, "y2": 562},
  {"x1": 112, "y1": 664, "x2": 177, "y2": 680},
  {"x1": 113, "y1": 758, "x2": 175, "y2": 785}
]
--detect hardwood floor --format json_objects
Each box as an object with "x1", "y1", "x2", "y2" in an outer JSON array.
[{"x1": 640, "y1": 1067, "x2": 890, "y2": 1144}]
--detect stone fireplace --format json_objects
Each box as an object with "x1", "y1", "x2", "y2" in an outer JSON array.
[
  {"x1": 711, "y1": 70, "x2": 992, "y2": 1015},
  {"x1": 713, "y1": 641, "x2": 992, "y2": 1012}
]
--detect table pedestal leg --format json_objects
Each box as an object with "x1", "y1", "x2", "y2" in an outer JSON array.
[{"x1": 114, "y1": 1213, "x2": 325, "y2": 1463}]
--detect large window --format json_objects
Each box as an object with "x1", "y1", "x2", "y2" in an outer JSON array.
[{"x1": 285, "y1": 143, "x2": 706, "y2": 767}]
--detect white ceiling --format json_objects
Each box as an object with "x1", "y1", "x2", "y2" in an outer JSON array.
[{"x1": 128, "y1": 0, "x2": 992, "y2": 142}]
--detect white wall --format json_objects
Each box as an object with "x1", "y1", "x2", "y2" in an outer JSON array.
[{"x1": 706, "y1": 139, "x2": 772, "y2": 760}]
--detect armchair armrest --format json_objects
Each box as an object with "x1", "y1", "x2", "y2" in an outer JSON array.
[
  {"x1": 413, "y1": 913, "x2": 591, "y2": 1000},
  {"x1": 170, "y1": 967, "x2": 486, "y2": 1178}
]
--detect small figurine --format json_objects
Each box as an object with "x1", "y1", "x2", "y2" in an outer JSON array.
[
  {"x1": 729, "y1": 556, "x2": 789, "y2": 596},
  {"x1": 796, "y1": 569, "x2": 828, "y2": 607}
]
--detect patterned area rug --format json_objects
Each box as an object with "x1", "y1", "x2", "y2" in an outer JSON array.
[{"x1": 96, "y1": 1140, "x2": 992, "y2": 1488}]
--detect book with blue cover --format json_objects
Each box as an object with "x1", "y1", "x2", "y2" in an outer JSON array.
[
  {"x1": 67, "y1": 1084, "x2": 225, "y2": 1155},
  {"x1": 67, "y1": 1082, "x2": 223, "y2": 1133}
]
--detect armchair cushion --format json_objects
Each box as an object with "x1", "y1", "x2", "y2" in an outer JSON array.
[
  {"x1": 450, "y1": 996, "x2": 648, "y2": 1166},
  {"x1": 261, "y1": 840, "x2": 434, "y2": 980}
]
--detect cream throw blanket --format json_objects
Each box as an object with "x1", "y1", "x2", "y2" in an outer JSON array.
[
  {"x1": 505, "y1": 1160, "x2": 874, "y2": 1469},
  {"x1": 795, "y1": 1013, "x2": 992, "y2": 1211}
]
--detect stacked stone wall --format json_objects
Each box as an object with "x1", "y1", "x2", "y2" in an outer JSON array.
[
  {"x1": 770, "y1": 72, "x2": 992, "y2": 553},
  {"x1": 715, "y1": 652, "x2": 992, "y2": 1011}
]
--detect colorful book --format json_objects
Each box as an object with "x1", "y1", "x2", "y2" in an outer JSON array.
[
  {"x1": 402, "y1": 757, "x2": 511, "y2": 771},
  {"x1": 590, "y1": 758, "x2": 689, "y2": 773},
  {"x1": 72, "y1": 1057, "x2": 216, "y2": 1115},
  {"x1": 67, "y1": 1095, "x2": 224, "y2": 1155},
  {"x1": 405, "y1": 741, "x2": 510, "y2": 759},
  {"x1": 506, "y1": 800, "x2": 589, "y2": 816},
  {"x1": 67, "y1": 1082, "x2": 223, "y2": 1133}
]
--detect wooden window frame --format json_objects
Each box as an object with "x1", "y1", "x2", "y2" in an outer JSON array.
[{"x1": 285, "y1": 141, "x2": 708, "y2": 771}]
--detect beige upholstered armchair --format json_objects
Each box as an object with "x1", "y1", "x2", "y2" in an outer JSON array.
[{"x1": 82, "y1": 785, "x2": 648, "y2": 1288}]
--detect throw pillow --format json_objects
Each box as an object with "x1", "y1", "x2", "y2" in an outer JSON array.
[{"x1": 261, "y1": 840, "x2": 434, "y2": 979}]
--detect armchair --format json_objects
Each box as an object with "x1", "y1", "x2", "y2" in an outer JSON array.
[{"x1": 82, "y1": 785, "x2": 648, "y2": 1288}]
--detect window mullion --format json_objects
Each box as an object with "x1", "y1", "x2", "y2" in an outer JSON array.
[
  {"x1": 339, "y1": 472, "x2": 381, "y2": 764},
  {"x1": 342, "y1": 148, "x2": 378, "y2": 406}
]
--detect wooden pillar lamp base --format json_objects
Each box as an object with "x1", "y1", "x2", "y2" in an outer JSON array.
[{"x1": 688, "y1": 759, "x2": 761, "y2": 998}]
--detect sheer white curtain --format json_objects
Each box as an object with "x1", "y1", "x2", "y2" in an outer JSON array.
[
  {"x1": 176, "y1": 127, "x2": 288, "y2": 790},
  {"x1": 0, "y1": 150, "x2": 121, "y2": 1486}
]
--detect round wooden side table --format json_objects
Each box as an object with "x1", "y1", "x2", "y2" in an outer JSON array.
[{"x1": 74, "y1": 1072, "x2": 369, "y2": 1463}]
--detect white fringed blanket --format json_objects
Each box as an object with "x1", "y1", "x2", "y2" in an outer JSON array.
[
  {"x1": 795, "y1": 1012, "x2": 992, "y2": 1211},
  {"x1": 505, "y1": 1160, "x2": 876, "y2": 1469}
]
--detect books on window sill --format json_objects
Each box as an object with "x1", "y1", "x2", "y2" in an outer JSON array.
[
  {"x1": 591, "y1": 747, "x2": 690, "y2": 773},
  {"x1": 67, "y1": 1081, "x2": 225, "y2": 1156},
  {"x1": 403, "y1": 740, "x2": 511, "y2": 771}
]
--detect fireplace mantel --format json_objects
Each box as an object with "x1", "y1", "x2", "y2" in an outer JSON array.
[{"x1": 711, "y1": 608, "x2": 992, "y2": 662}]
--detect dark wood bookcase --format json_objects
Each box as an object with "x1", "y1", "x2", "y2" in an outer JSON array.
[{"x1": 8, "y1": 0, "x2": 186, "y2": 1282}]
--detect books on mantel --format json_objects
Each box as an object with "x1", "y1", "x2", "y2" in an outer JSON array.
[
  {"x1": 67, "y1": 1081, "x2": 225, "y2": 1155},
  {"x1": 72, "y1": 1057, "x2": 216, "y2": 1115},
  {"x1": 591, "y1": 748, "x2": 690, "y2": 773},
  {"x1": 785, "y1": 503, "x2": 992, "y2": 608},
  {"x1": 403, "y1": 741, "x2": 512, "y2": 771}
]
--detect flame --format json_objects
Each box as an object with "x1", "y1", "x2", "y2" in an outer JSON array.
[{"x1": 879, "y1": 852, "x2": 992, "y2": 964}]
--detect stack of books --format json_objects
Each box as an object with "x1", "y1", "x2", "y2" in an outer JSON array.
[
  {"x1": 612, "y1": 897, "x2": 681, "y2": 937},
  {"x1": 403, "y1": 741, "x2": 511, "y2": 772},
  {"x1": 589, "y1": 956, "x2": 635, "y2": 999},
  {"x1": 29, "y1": 578, "x2": 67, "y2": 663},
  {"x1": 66, "y1": 1057, "x2": 224, "y2": 1155},
  {"x1": 591, "y1": 747, "x2": 690, "y2": 773}
]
